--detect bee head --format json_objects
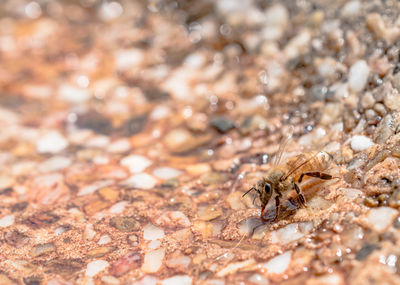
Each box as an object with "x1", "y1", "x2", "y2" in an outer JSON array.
[
  {"x1": 243, "y1": 179, "x2": 273, "y2": 207},
  {"x1": 258, "y1": 180, "x2": 273, "y2": 206}
]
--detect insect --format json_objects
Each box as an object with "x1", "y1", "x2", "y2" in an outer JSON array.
[{"x1": 243, "y1": 138, "x2": 334, "y2": 222}]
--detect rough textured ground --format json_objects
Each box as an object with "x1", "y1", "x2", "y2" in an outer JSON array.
[{"x1": 0, "y1": 0, "x2": 400, "y2": 284}]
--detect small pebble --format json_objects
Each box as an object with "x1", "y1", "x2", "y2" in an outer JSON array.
[
  {"x1": 261, "y1": 251, "x2": 292, "y2": 274},
  {"x1": 210, "y1": 116, "x2": 236, "y2": 133},
  {"x1": 120, "y1": 155, "x2": 152, "y2": 174},
  {"x1": 142, "y1": 248, "x2": 165, "y2": 273},
  {"x1": 38, "y1": 156, "x2": 72, "y2": 172},
  {"x1": 341, "y1": 0, "x2": 361, "y2": 18},
  {"x1": 348, "y1": 60, "x2": 370, "y2": 93},
  {"x1": 161, "y1": 275, "x2": 192, "y2": 285},
  {"x1": 85, "y1": 260, "x2": 109, "y2": 277},
  {"x1": 366, "y1": 207, "x2": 398, "y2": 231},
  {"x1": 350, "y1": 135, "x2": 374, "y2": 152},
  {"x1": 58, "y1": 84, "x2": 90, "y2": 103},
  {"x1": 98, "y1": 235, "x2": 112, "y2": 245},
  {"x1": 153, "y1": 167, "x2": 182, "y2": 180},
  {"x1": 143, "y1": 224, "x2": 165, "y2": 241},
  {"x1": 110, "y1": 216, "x2": 140, "y2": 232},
  {"x1": 31, "y1": 242, "x2": 56, "y2": 257},
  {"x1": 108, "y1": 139, "x2": 131, "y2": 153},
  {"x1": 0, "y1": 215, "x2": 15, "y2": 228},
  {"x1": 37, "y1": 131, "x2": 68, "y2": 154},
  {"x1": 123, "y1": 173, "x2": 157, "y2": 189}
]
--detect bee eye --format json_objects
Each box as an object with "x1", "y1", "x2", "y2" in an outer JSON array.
[{"x1": 264, "y1": 183, "x2": 271, "y2": 193}]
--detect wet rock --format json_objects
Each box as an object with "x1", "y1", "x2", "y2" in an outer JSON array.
[
  {"x1": 356, "y1": 243, "x2": 380, "y2": 261},
  {"x1": 163, "y1": 128, "x2": 211, "y2": 154},
  {"x1": 76, "y1": 111, "x2": 113, "y2": 135},
  {"x1": 87, "y1": 246, "x2": 116, "y2": 258},
  {"x1": 209, "y1": 116, "x2": 236, "y2": 133},
  {"x1": 23, "y1": 276, "x2": 41, "y2": 285},
  {"x1": 197, "y1": 205, "x2": 222, "y2": 221},
  {"x1": 31, "y1": 242, "x2": 56, "y2": 257},
  {"x1": 307, "y1": 85, "x2": 328, "y2": 102},
  {"x1": 45, "y1": 259, "x2": 84, "y2": 276},
  {"x1": 200, "y1": 172, "x2": 227, "y2": 186},
  {"x1": 239, "y1": 115, "x2": 268, "y2": 136},
  {"x1": 84, "y1": 200, "x2": 110, "y2": 216},
  {"x1": 143, "y1": 87, "x2": 170, "y2": 101},
  {"x1": 110, "y1": 216, "x2": 140, "y2": 232},
  {"x1": 4, "y1": 230, "x2": 30, "y2": 248},
  {"x1": 260, "y1": 251, "x2": 292, "y2": 274},
  {"x1": 109, "y1": 251, "x2": 142, "y2": 277},
  {"x1": 118, "y1": 115, "x2": 148, "y2": 136}
]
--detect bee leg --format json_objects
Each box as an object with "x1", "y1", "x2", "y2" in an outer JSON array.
[
  {"x1": 298, "y1": 172, "x2": 333, "y2": 183},
  {"x1": 273, "y1": 192, "x2": 282, "y2": 221},
  {"x1": 294, "y1": 183, "x2": 306, "y2": 207},
  {"x1": 261, "y1": 204, "x2": 267, "y2": 222}
]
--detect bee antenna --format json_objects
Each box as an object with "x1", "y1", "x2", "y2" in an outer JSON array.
[{"x1": 242, "y1": 187, "x2": 256, "y2": 197}]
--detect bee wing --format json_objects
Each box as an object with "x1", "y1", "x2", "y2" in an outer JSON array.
[
  {"x1": 281, "y1": 151, "x2": 330, "y2": 181},
  {"x1": 273, "y1": 127, "x2": 294, "y2": 166}
]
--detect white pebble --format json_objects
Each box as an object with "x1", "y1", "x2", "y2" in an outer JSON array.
[
  {"x1": 123, "y1": 173, "x2": 157, "y2": 189},
  {"x1": 341, "y1": 1, "x2": 361, "y2": 18},
  {"x1": 348, "y1": 60, "x2": 370, "y2": 93},
  {"x1": 0, "y1": 215, "x2": 14, "y2": 228},
  {"x1": 109, "y1": 201, "x2": 128, "y2": 214},
  {"x1": 150, "y1": 105, "x2": 171, "y2": 120},
  {"x1": 85, "y1": 260, "x2": 109, "y2": 277},
  {"x1": 153, "y1": 167, "x2": 182, "y2": 180},
  {"x1": 249, "y1": 274, "x2": 269, "y2": 285},
  {"x1": 84, "y1": 224, "x2": 96, "y2": 240},
  {"x1": 121, "y1": 155, "x2": 152, "y2": 174},
  {"x1": 366, "y1": 207, "x2": 398, "y2": 232},
  {"x1": 37, "y1": 131, "x2": 68, "y2": 154},
  {"x1": 38, "y1": 156, "x2": 72, "y2": 172},
  {"x1": 98, "y1": 235, "x2": 112, "y2": 245},
  {"x1": 272, "y1": 222, "x2": 313, "y2": 245},
  {"x1": 107, "y1": 139, "x2": 131, "y2": 153},
  {"x1": 261, "y1": 251, "x2": 292, "y2": 274},
  {"x1": 143, "y1": 224, "x2": 165, "y2": 241},
  {"x1": 148, "y1": 240, "x2": 161, "y2": 249},
  {"x1": 78, "y1": 180, "x2": 114, "y2": 196},
  {"x1": 85, "y1": 135, "x2": 110, "y2": 148},
  {"x1": 350, "y1": 135, "x2": 374, "y2": 152},
  {"x1": 142, "y1": 248, "x2": 165, "y2": 273},
  {"x1": 58, "y1": 84, "x2": 90, "y2": 104},
  {"x1": 115, "y1": 49, "x2": 144, "y2": 71},
  {"x1": 161, "y1": 275, "x2": 192, "y2": 285}
]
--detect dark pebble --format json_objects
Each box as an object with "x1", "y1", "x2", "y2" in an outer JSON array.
[
  {"x1": 356, "y1": 243, "x2": 380, "y2": 260},
  {"x1": 45, "y1": 259, "x2": 84, "y2": 276},
  {"x1": 307, "y1": 85, "x2": 328, "y2": 102},
  {"x1": 76, "y1": 110, "x2": 113, "y2": 135},
  {"x1": 24, "y1": 212, "x2": 60, "y2": 229},
  {"x1": 110, "y1": 216, "x2": 140, "y2": 232},
  {"x1": 209, "y1": 116, "x2": 236, "y2": 133},
  {"x1": 4, "y1": 230, "x2": 30, "y2": 248},
  {"x1": 23, "y1": 276, "x2": 42, "y2": 285},
  {"x1": 11, "y1": 201, "x2": 28, "y2": 212},
  {"x1": 118, "y1": 115, "x2": 148, "y2": 136},
  {"x1": 393, "y1": 215, "x2": 400, "y2": 228},
  {"x1": 143, "y1": 87, "x2": 170, "y2": 101}
]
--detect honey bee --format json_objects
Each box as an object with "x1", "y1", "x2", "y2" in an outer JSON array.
[{"x1": 243, "y1": 138, "x2": 334, "y2": 222}]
